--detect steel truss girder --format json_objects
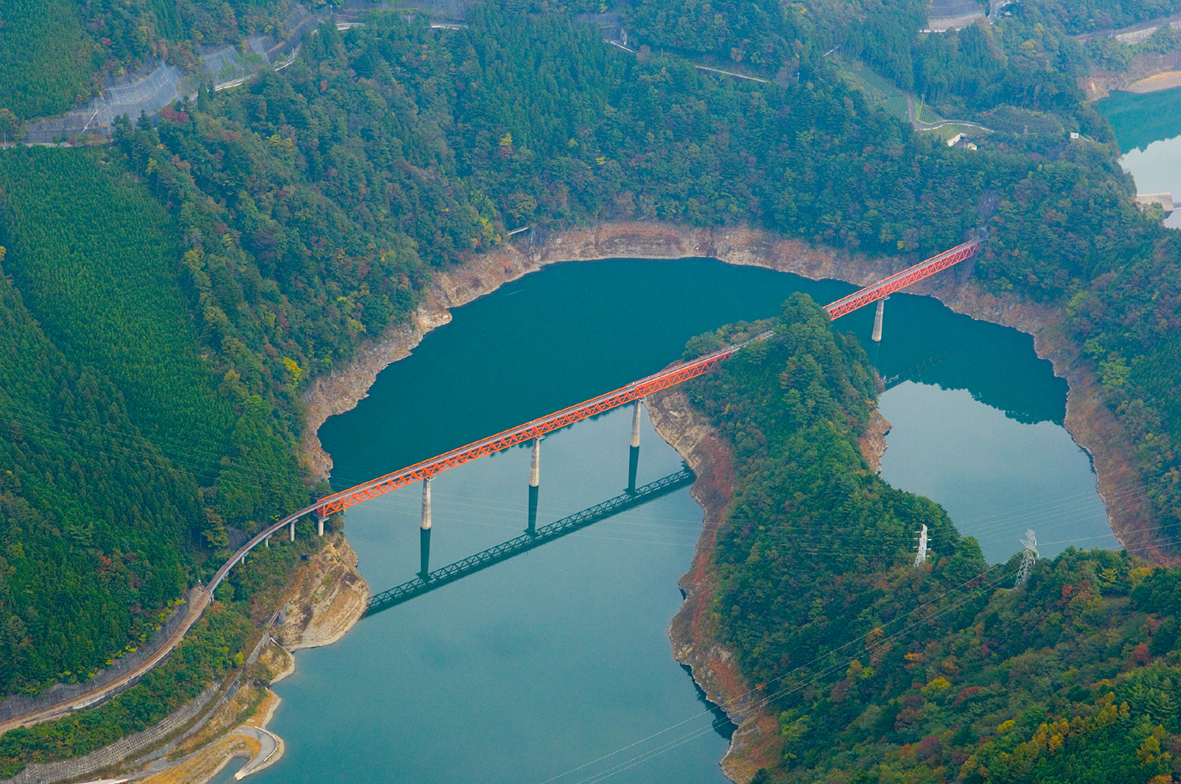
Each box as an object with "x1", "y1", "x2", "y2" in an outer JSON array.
[
  {"x1": 365, "y1": 467, "x2": 695, "y2": 615},
  {"x1": 316, "y1": 335, "x2": 767, "y2": 516},
  {"x1": 823, "y1": 240, "x2": 982, "y2": 320}
]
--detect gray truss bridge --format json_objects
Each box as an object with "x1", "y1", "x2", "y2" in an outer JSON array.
[{"x1": 365, "y1": 466, "x2": 695, "y2": 617}]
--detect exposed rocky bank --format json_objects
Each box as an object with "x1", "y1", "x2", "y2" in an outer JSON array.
[
  {"x1": 274, "y1": 536, "x2": 369, "y2": 651},
  {"x1": 304, "y1": 220, "x2": 1162, "y2": 565},
  {"x1": 644, "y1": 389, "x2": 777, "y2": 782},
  {"x1": 644, "y1": 389, "x2": 892, "y2": 783}
]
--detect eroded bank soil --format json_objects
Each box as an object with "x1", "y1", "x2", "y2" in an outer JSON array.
[
  {"x1": 304, "y1": 221, "x2": 1163, "y2": 565},
  {"x1": 274, "y1": 536, "x2": 369, "y2": 651},
  {"x1": 645, "y1": 389, "x2": 776, "y2": 782}
]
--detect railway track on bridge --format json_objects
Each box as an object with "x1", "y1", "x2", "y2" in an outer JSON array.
[{"x1": 1, "y1": 236, "x2": 984, "y2": 738}]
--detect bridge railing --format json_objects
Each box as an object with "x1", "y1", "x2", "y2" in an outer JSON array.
[
  {"x1": 314, "y1": 331, "x2": 771, "y2": 516},
  {"x1": 209, "y1": 331, "x2": 772, "y2": 591},
  {"x1": 823, "y1": 239, "x2": 982, "y2": 320}
]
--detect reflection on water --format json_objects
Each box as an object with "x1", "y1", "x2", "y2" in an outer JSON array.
[
  {"x1": 257, "y1": 406, "x2": 733, "y2": 784},
  {"x1": 681, "y1": 664, "x2": 738, "y2": 739},
  {"x1": 879, "y1": 382, "x2": 1117, "y2": 563},
  {"x1": 1097, "y1": 88, "x2": 1181, "y2": 230},
  {"x1": 869, "y1": 293, "x2": 1067, "y2": 425},
  {"x1": 1097, "y1": 88, "x2": 1181, "y2": 154},
  {"x1": 365, "y1": 465, "x2": 696, "y2": 617},
  {"x1": 256, "y1": 256, "x2": 1113, "y2": 783}
]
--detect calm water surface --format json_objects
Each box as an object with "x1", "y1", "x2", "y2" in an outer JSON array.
[
  {"x1": 254, "y1": 258, "x2": 1113, "y2": 783},
  {"x1": 1098, "y1": 88, "x2": 1181, "y2": 228}
]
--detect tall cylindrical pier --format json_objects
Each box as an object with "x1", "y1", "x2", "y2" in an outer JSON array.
[
  {"x1": 630, "y1": 401, "x2": 642, "y2": 449},
  {"x1": 871, "y1": 298, "x2": 885, "y2": 343},
  {"x1": 530, "y1": 437, "x2": 541, "y2": 488},
  {"x1": 289, "y1": 520, "x2": 296, "y2": 541},
  {"x1": 421, "y1": 477, "x2": 432, "y2": 531}
]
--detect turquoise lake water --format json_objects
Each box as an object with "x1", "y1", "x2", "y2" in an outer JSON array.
[
  {"x1": 247, "y1": 257, "x2": 1113, "y2": 783},
  {"x1": 1098, "y1": 87, "x2": 1181, "y2": 229}
]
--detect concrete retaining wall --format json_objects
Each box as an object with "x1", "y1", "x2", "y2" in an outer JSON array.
[{"x1": 0, "y1": 683, "x2": 219, "y2": 784}]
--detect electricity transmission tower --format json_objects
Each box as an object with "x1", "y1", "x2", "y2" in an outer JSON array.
[
  {"x1": 914, "y1": 524, "x2": 929, "y2": 567},
  {"x1": 1015, "y1": 529, "x2": 1039, "y2": 587}
]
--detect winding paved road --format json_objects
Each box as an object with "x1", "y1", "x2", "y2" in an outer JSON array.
[{"x1": 0, "y1": 591, "x2": 211, "y2": 736}]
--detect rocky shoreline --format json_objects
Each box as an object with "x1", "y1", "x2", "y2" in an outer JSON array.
[
  {"x1": 644, "y1": 389, "x2": 892, "y2": 783},
  {"x1": 291, "y1": 220, "x2": 1161, "y2": 783},
  {"x1": 645, "y1": 389, "x2": 776, "y2": 782},
  {"x1": 304, "y1": 220, "x2": 1161, "y2": 563},
  {"x1": 120, "y1": 538, "x2": 365, "y2": 784}
]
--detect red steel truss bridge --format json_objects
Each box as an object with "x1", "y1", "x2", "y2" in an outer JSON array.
[
  {"x1": 209, "y1": 331, "x2": 770, "y2": 591},
  {"x1": 5, "y1": 239, "x2": 987, "y2": 733},
  {"x1": 823, "y1": 238, "x2": 982, "y2": 320},
  {"x1": 210, "y1": 236, "x2": 984, "y2": 592},
  {"x1": 315, "y1": 330, "x2": 772, "y2": 517}
]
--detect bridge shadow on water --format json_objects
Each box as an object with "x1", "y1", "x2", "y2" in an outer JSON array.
[{"x1": 364, "y1": 466, "x2": 696, "y2": 618}]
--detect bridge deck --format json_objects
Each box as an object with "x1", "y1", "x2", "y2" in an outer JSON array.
[
  {"x1": 823, "y1": 239, "x2": 982, "y2": 319},
  {"x1": 314, "y1": 331, "x2": 771, "y2": 516},
  {"x1": 366, "y1": 468, "x2": 695, "y2": 615}
]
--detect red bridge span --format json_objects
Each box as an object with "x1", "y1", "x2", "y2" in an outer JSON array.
[
  {"x1": 210, "y1": 237, "x2": 982, "y2": 591},
  {"x1": 2, "y1": 238, "x2": 983, "y2": 737}
]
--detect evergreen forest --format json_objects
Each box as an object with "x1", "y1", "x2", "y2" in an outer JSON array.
[
  {"x1": 685, "y1": 299, "x2": 1181, "y2": 783},
  {"x1": 0, "y1": 0, "x2": 1180, "y2": 780}
]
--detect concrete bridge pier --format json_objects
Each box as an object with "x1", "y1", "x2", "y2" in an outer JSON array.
[
  {"x1": 872, "y1": 298, "x2": 886, "y2": 343},
  {"x1": 289, "y1": 519, "x2": 295, "y2": 541},
  {"x1": 421, "y1": 477, "x2": 432, "y2": 531},
  {"x1": 530, "y1": 437, "x2": 541, "y2": 488},
  {"x1": 627, "y1": 401, "x2": 642, "y2": 493},
  {"x1": 420, "y1": 477, "x2": 433, "y2": 578},
  {"x1": 313, "y1": 509, "x2": 326, "y2": 536}
]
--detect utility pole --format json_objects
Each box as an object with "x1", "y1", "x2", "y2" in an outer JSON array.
[
  {"x1": 1015, "y1": 529, "x2": 1038, "y2": 587},
  {"x1": 914, "y1": 524, "x2": 929, "y2": 567}
]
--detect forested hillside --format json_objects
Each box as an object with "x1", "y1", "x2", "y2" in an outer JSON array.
[
  {"x1": 0, "y1": 147, "x2": 309, "y2": 704},
  {"x1": 5, "y1": 10, "x2": 1176, "y2": 706},
  {"x1": 126, "y1": 12, "x2": 1179, "y2": 552},
  {"x1": 0, "y1": 0, "x2": 290, "y2": 121},
  {"x1": 0, "y1": 0, "x2": 98, "y2": 121},
  {"x1": 1, "y1": 0, "x2": 1180, "y2": 774},
  {"x1": 628, "y1": 0, "x2": 1181, "y2": 126},
  {"x1": 684, "y1": 300, "x2": 1181, "y2": 783}
]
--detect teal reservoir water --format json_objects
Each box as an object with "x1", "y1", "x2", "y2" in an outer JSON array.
[
  {"x1": 255, "y1": 258, "x2": 1114, "y2": 783},
  {"x1": 1097, "y1": 88, "x2": 1181, "y2": 229}
]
